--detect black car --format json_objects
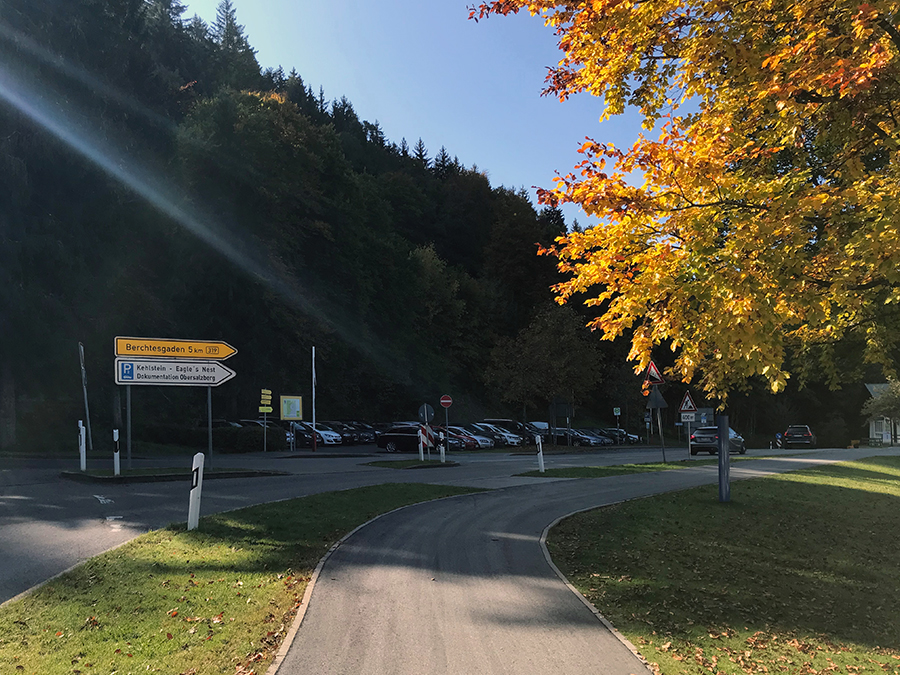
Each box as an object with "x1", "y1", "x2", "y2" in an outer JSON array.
[
  {"x1": 343, "y1": 421, "x2": 377, "y2": 444},
  {"x1": 784, "y1": 425, "x2": 817, "y2": 449},
  {"x1": 376, "y1": 425, "x2": 421, "y2": 453},
  {"x1": 320, "y1": 421, "x2": 359, "y2": 445},
  {"x1": 690, "y1": 426, "x2": 746, "y2": 455}
]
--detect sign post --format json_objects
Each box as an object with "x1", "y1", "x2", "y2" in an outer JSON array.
[
  {"x1": 114, "y1": 337, "x2": 237, "y2": 470},
  {"x1": 78, "y1": 343, "x2": 94, "y2": 453},
  {"x1": 260, "y1": 389, "x2": 272, "y2": 452},
  {"x1": 187, "y1": 452, "x2": 205, "y2": 531},
  {"x1": 646, "y1": 385, "x2": 668, "y2": 462},
  {"x1": 613, "y1": 406, "x2": 621, "y2": 429},
  {"x1": 440, "y1": 395, "x2": 452, "y2": 445}
]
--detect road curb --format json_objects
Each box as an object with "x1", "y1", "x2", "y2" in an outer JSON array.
[
  {"x1": 540, "y1": 505, "x2": 656, "y2": 674},
  {"x1": 59, "y1": 470, "x2": 290, "y2": 483}
]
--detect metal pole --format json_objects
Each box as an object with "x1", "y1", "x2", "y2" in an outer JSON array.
[
  {"x1": 657, "y1": 407, "x2": 667, "y2": 463},
  {"x1": 312, "y1": 346, "x2": 317, "y2": 453},
  {"x1": 78, "y1": 343, "x2": 94, "y2": 452},
  {"x1": 718, "y1": 414, "x2": 731, "y2": 502},
  {"x1": 126, "y1": 385, "x2": 132, "y2": 469},
  {"x1": 207, "y1": 385, "x2": 213, "y2": 468}
]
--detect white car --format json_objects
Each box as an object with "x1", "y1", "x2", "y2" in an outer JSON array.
[{"x1": 294, "y1": 421, "x2": 342, "y2": 445}]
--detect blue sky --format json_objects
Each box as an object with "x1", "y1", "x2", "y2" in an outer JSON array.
[{"x1": 184, "y1": 0, "x2": 643, "y2": 228}]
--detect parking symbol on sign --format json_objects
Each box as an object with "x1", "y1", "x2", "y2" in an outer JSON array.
[{"x1": 120, "y1": 362, "x2": 134, "y2": 381}]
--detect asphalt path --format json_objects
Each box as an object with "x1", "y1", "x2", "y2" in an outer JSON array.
[{"x1": 275, "y1": 448, "x2": 900, "y2": 675}]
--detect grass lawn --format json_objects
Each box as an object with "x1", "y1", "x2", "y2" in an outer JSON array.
[
  {"x1": 547, "y1": 456, "x2": 900, "y2": 675},
  {"x1": 518, "y1": 456, "x2": 782, "y2": 478},
  {"x1": 365, "y1": 459, "x2": 455, "y2": 469},
  {"x1": 0, "y1": 483, "x2": 479, "y2": 675}
]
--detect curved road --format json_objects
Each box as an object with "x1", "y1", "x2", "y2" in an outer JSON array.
[{"x1": 276, "y1": 450, "x2": 899, "y2": 675}]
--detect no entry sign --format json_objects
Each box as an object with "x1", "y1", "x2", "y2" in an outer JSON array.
[{"x1": 440, "y1": 395, "x2": 453, "y2": 408}]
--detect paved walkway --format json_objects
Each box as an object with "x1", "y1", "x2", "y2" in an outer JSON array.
[{"x1": 273, "y1": 448, "x2": 900, "y2": 675}]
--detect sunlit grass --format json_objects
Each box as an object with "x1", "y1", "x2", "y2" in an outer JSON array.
[
  {"x1": 0, "y1": 483, "x2": 480, "y2": 674},
  {"x1": 548, "y1": 456, "x2": 900, "y2": 675}
]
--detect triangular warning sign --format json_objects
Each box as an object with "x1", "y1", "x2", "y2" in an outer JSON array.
[
  {"x1": 679, "y1": 391, "x2": 697, "y2": 412},
  {"x1": 644, "y1": 360, "x2": 664, "y2": 385}
]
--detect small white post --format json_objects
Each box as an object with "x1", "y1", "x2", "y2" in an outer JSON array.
[
  {"x1": 536, "y1": 435, "x2": 545, "y2": 473},
  {"x1": 112, "y1": 429, "x2": 120, "y2": 476},
  {"x1": 439, "y1": 431, "x2": 446, "y2": 463},
  {"x1": 418, "y1": 427, "x2": 425, "y2": 462},
  {"x1": 187, "y1": 452, "x2": 205, "y2": 531},
  {"x1": 78, "y1": 420, "x2": 86, "y2": 472}
]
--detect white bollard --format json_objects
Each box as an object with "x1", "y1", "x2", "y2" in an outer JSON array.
[
  {"x1": 187, "y1": 452, "x2": 205, "y2": 531},
  {"x1": 536, "y1": 435, "x2": 545, "y2": 473},
  {"x1": 79, "y1": 420, "x2": 86, "y2": 472},
  {"x1": 418, "y1": 427, "x2": 425, "y2": 462},
  {"x1": 439, "y1": 431, "x2": 446, "y2": 463},
  {"x1": 112, "y1": 429, "x2": 121, "y2": 476}
]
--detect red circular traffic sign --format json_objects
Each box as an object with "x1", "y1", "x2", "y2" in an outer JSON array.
[{"x1": 440, "y1": 395, "x2": 453, "y2": 408}]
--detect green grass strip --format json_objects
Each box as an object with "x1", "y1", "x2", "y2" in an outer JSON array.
[
  {"x1": 0, "y1": 483, "x2": 480, "y2": 675},
  {"x1": 547, "y1": 456, "x2": 900, "y2": 675},
  {"x1": 518, "y1": 456, "x2": 786, "y2": 478}
]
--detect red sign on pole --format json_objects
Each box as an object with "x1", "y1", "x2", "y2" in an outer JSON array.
[{"x1": 440, "y1": 395, "x2": 453, "y2": 408}]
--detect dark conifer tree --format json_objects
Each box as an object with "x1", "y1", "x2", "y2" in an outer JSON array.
[{"x1": 413, "y1": 137, "x2": 429, "y2": 167}]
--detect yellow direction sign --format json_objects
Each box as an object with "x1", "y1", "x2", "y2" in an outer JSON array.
[
  {"x1": 259, "y1": 406, "x2": 273, "y2": 413},
  {"x1": 115, "y1": 337, "x2": 237, "y2": 361}
]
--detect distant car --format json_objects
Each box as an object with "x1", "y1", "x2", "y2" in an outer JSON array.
[
  {"x1": 320, "y1": 421, "x2": 359, "y2": 445},
  {"x1": 690, "y1": 426, "x2": 746, "y2": 455},
  {"x1": 239, "y1": 419, "x2": 290, "y2": 444},
  {"x1": 604, "y1": 428, "x2": 639, "y2": 444},
  {"x1": 210, "y1": 419, "x2": 242, "y2": 429},
  {"x1": 448, "y1": 425, "x2": 493, "y2": 449},
  {"x1": 583, "y1": 428, "x2": 615, "y2": 446},
  {"x1": 293, "y1": 421, "x2": 342, "y2": 445},
  {"x1": 471, "y1": 423, "x2": 523, "y2": 447},
  {"x1": 435, "y1": 425, "x2": 478, "y2": 450},
  {"x1": 344, "y1": 421, "x2": 377, "y2": 443},
  {"x1": 483, "y1": 419, "x2": 539, "y2": 444},
  {"x1": 784, "y1": 425, "x2": 816, "y2": 449},
  {"x1": 376, "y1": 425, "x2": 421, "y2": 453}
]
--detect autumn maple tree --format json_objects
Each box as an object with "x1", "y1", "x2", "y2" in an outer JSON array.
[{"x1": 472, "y1": 0, "x2": 900, "y2": 398}]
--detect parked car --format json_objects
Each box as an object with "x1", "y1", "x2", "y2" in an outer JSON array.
[
  {"x1": 604, "y1": 428, "x2": 640, "y2": 444},
  {"x1": 470, "y1": 422, "x2": 523, "y2": 447},
  {"x1": 583, "y1": 428, "x2": 616, "y2": 446},
  {"x1": 690, "y1": 426, "x2": 746, "y2": 455},
  {"x1": 239, "y1": 418, "x2": 290, "y2": 443},
  {"x1": 293, "y1": 421, "x2": 342, "y2": 445},
  {"x1": 320, "y1": 421, "x2": 359, "y2": 445},
  {"x1": 210, "y1": 419, "x2": 242, "y2": 429},
  {"x1": 288, "y1": 422, "x2": 314, "y2": 447},
  {"x1": 448, "y1": 425, "x2": 493, "y2": 449},
  {"x1": 784, "y1": 425, "x2": 817, "y2": 449},
  {"x1": 376, "y1": 425, "x2": 422, "y2": 453},
  {"x1": 435, "y1": 425, "x2": 478, "y2": 450},
  {"x1": 344, "y1": 421, "x2": 377, "y2": 443},
  {"x1": 483, "y1": 419, "x2": 540, "y2": 444}
]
